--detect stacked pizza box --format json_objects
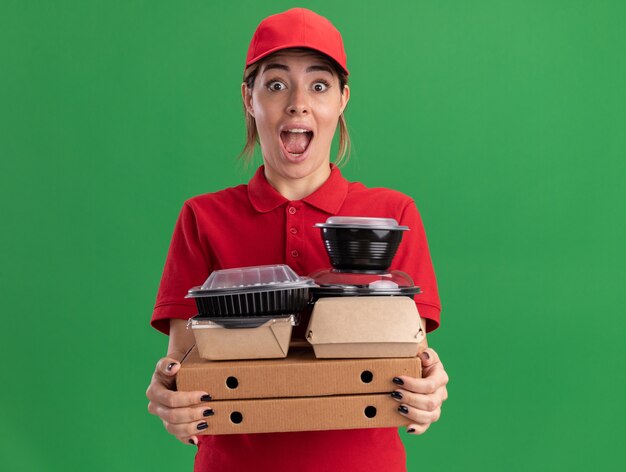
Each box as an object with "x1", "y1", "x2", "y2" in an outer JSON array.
[{"x1": 177, "y1": 217, "x2": 427, "y2": 434}]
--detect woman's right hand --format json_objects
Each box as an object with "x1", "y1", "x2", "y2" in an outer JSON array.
[{"x1": 146, "y1": 354, "x2": 214, "y2": 445}]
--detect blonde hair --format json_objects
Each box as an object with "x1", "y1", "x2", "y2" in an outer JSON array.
[{"x1": 240, "y1": 48, "x2": 351, "y2": 167}]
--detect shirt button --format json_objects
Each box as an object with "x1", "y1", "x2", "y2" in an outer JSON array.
[
  {"x1": 288, "y1": 207, "x2": 297, "y2": 215},
  {"x1": 291, "y1": 250, "x2": 299, "y2": 258},
  {"x1": 290, "y1": 227, "x2": 298, "y2": 234}
]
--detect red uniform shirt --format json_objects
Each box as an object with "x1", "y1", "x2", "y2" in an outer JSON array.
[{"x1": 152, "y1": 164, "x2": 441, "y2": 472}]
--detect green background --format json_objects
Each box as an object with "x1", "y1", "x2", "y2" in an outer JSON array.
[{"x1": 1, "y1": 1, "x2": 624, "y2": 470}]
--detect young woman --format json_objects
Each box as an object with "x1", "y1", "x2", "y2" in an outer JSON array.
[{"x1": 146, "y1": 8, "x2": 449, "y2": 471}]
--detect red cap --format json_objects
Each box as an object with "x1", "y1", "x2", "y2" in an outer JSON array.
[{"x1": 245, "y1": 8, "x2": 349, "y2": 75}]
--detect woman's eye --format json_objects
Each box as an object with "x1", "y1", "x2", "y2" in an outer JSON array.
[
  {"x1": 268, "y1": 81, "x2": 286, "y2": 91},
  {"x1": 313, "y1": 81, "x2": 329, "y2": 92}
]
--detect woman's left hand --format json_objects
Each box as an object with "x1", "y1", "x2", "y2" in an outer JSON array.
[{"x1": 391, "y1": 348, "x2": 449, "y2": 435}]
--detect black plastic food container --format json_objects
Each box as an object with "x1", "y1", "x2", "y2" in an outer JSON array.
[
  {"x1": 315, "y1": 217, "x2": 409, "y2": 272},
  {"x1": 191, "y1": 288, "x2": 310, "y2": 317},
  {"x1": 186, "y1": 264, "x2": 315, "y2": 317}
]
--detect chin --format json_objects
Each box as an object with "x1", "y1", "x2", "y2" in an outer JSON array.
[{"x1": 281, "y1": 162, "x2": 319, "y2": 179}]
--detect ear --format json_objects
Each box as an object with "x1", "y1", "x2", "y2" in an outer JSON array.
[
  {"x1": 339, "y1": 84, "x2": 350, "y2": 115},
  {"x1": 241, "y1": 82, "x2": 255, "y2": 117}
]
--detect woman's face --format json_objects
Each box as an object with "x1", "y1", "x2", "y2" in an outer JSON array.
[{"x1": 242, "y1": 50, "x2": 350, "y2": 185}]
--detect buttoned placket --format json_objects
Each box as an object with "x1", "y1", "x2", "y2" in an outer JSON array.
[{"x1": 285, "y1": 202, "x2": 303, "y2": 272}]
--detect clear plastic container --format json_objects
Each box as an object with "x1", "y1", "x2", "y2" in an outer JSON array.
[
  {"x1": 198, "y1": 264, "x2": 312, "y2": 292},
  {"x1": 314, "y1": 216, "x2": 409, "y2": 230},
  {"x1": 309, "y1": 269, "x2": 421, "y2": 297}
]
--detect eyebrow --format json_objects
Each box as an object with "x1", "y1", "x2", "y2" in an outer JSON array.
[{"x1": 261, "y1": 63, "x2": 334, "y2": 74}]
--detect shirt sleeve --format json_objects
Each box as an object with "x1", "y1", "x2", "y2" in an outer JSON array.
[
  {"x1": 391, "y1": 200, "x2": 441, "y2": 332},
  {"x1": 151, "y1": 202, "x2": 212, "y2": 335}
]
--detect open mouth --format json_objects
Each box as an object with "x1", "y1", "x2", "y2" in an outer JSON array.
[{"x1": 280, "y1": 129, "x2": 314, "y2": 157}]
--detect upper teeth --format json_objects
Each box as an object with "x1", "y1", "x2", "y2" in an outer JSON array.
[{"x1": 287, "y1": 129, "x2": 309, "y2": 133}]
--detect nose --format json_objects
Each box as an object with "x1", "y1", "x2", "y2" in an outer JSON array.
[{"x1": 286, "y1": 85, "x2": 309, "y2": 115}]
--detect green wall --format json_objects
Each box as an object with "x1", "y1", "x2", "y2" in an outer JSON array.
[{"x1": 1, "y1": 1, "x2": 624, "y2": 470}]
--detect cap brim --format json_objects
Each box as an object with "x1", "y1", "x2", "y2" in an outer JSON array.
[{"x1": 246, "y1": 44, "x2": 349, "y2": 75}]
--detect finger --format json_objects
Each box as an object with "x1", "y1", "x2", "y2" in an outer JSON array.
[
  {"x1": 397, "y1": 403, "x2": 441, "y2": 425},
  {"x1": 405, "y1": 423, "x2": 429, "y2": 435},
  {"x1": 164, "y1": 418, "x2": 210, "y2": 437},
  {"x1": 393, "y1": 370, "x2": 448, "y2": 395},
  {"x1": 182, "y1": 435, "x2": 199, "y2": 446},
  {"x1": 151, "y1": 403, "x2": 215, "y2": 425},
  {"x1": 390, "y1": 389, "x2": 444, "y2": 412},
  {"x1": 147, "y1": 381, "x2": 211, "y2": 408}
]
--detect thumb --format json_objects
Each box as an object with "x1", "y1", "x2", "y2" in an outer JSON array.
[
  {"x1": 157, "y1": 356, "x2": 183, "y2": 378},
  {"x1": 419, "y1": 348, "x2": 441, "y2": 369}
]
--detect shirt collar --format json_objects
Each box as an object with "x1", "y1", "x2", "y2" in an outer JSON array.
[{"x1": 248, "y1": 164, "x2": 349, "y2": 214}]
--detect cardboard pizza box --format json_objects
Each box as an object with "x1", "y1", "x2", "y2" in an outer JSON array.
[
  {"x1": 194, "y1": 393, "x2": 411, "y2": 435},
  {"x1": 177, "y1": 345, "x2": 421, "y2": 400}
]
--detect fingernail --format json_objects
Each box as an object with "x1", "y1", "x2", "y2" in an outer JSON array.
[
  {"x1": 197, "y1": 422, "x2": 208, "y2": 431},
  {"x1": 393, "y1": 377, "x2": 404, "y2": 385},
  {"x1": 200, "y1": 394, "x2": 212, "y2": 402},
  {"x1": 167, "y1": 362, "x2": 177, "y2": 371},
  {"x1": 390, "y1": 391, "x2": 403, "y2": 400},
  {"x1": 407, "y1": 428, "x2": 416, "y2": 433},
  {"x1": 203, "y1": 409, "x2": 214, "y2": 417},
  {"x1": 420, "y1": 351, "x2": 430, "y2": 360},
  {"x1": 398, "y1": 405, "x2": 409, "y2": 414},
  {"x1": 188, "y1": 439, "x2": 196, "y2": 445}
]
